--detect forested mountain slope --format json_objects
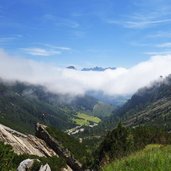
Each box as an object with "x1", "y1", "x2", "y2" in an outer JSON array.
[
  {"x1": 0, "y1": 80, "x2": 77, "y2": 133},
  {"x1": 110, "y1": 75, "x2": 171, "y2": 130}
]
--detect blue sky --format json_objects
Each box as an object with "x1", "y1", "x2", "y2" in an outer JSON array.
[{"x1": 1, "y1": 0, "x2": 171, "y2": 68}]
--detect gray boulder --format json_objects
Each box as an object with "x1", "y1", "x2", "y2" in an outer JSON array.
[
  {"x1": 17, "y1": 159, "x2": 35, "y2": 171},
  {"x1": 18, "y1": 159, "x2": 51, "y2": 171}
]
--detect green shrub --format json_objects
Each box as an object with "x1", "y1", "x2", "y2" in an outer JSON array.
[{"x1": 94, "y1": 123, "x2": 171, "y2": 168}]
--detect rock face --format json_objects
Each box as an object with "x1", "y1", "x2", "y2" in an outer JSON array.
[
  {"x1": 36, "y1": 123, "x2": 83, "y2": 171},
  {"x1": 0, "y1": 124, "x2": 56, "y2": 157}
]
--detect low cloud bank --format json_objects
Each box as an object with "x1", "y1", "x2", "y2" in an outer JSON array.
[{"x1": 0, "y1": 49, "x2": 171, "y2": 96}]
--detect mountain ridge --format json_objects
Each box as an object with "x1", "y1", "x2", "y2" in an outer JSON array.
[
  {"x1": 66, "y1": 66, "x2": 116, "y2": 71},
  {"x1": 81, "y1": 66, "x2": 116, "y2": 71}
]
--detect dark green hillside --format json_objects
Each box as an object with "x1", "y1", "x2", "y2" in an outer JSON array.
[{"x1": 0, "y1": 81, "x2": 77, "y2": 133}]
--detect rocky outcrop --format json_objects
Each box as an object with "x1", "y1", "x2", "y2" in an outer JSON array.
[
  {"x1": 36, "y1": 123, "x2": 83, "y2": 171},
  {"x1": 0, "y1": 124, "x2": 56, "y2": 157},
  {"x1": 0, "y1": 123, "x2": 74, "y2": 170}
]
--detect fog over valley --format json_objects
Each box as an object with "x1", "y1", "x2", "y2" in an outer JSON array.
[{"x1": 1, "y1": 49, "x2": 171, "y2": 96}]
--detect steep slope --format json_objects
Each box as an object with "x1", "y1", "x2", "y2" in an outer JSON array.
[{"x1": 110, "y1": 75, "x2": 171, "y2": 130}]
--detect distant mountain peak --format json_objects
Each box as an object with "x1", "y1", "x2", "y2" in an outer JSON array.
[
  {"x1": 81, "y1": 66, "x2": 116, "y2": 72},
  {"x1": 66, "y1": 66, "x2": 116, "y2": 71},
  {"x1": 66, "y1": 66, "x2": 77, "y2": 70}
]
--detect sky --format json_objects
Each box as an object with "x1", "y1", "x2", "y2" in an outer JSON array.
[
  {"x1": 1, "y1": 0, "x2": 171, "y2": 68},
  {"x1": 1, "y1": 0, "x2": 171, "y2": 96}
]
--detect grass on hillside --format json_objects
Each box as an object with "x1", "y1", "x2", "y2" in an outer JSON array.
[
  {"x1": 102, "y1": 144, "x2": 171, "y2": 171},
  {"x1": 73, "y1": 112, "x2": 101, "y2": 126}
]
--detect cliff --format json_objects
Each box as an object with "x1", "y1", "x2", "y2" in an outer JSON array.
[{"x1": 0, "y1": 123, "x2": 56, "y2": 157}]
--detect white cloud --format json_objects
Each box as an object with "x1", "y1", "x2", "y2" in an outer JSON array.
[
  {"x1": 106, "y1": 2, "x2": 171, "y2": 29},
  {"x1": 107, "y1": 17, "x2": 171, "y2": 29},
  {"x1": 0, "y1": 35, "x2": 22, "y2": 45},
  {"x1": 147, "y1": 32, "x2": 171, "y2": 39},
  {"x1": 22, "y1": 47, "x2": 61, "y2": 56},
  {"x1": 1, "y1": 49, "x2": 171, "y2": 96},
  {"x1": 21, "y1": 44, "x2": 72, "y2": 56},
  {"x1": 144, "y1": 51, "x2": 171, "y2": 55},
  {"x1": 107, "y1": 18, "x2": 171, "y2": 29},
  {"x1": 156, "y1": 42, "x2": 171, "y2": 48},
  {"x1": 42, "y1": 44, "x2": 72, "y2": 51}
]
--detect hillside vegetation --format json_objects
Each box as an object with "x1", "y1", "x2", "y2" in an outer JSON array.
[
  {"x1": 102, "y1": 144, "x2": 171, "y2": 171},
  {"x1": 0, "y1": 80, "x2": 104, "y2": 133},
  {"x1": 2, "y1": 75, "x2": 171, "y2": 170},
  {"x1": 94, "y1": 123, "x2": 171, "y2": 168}
]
